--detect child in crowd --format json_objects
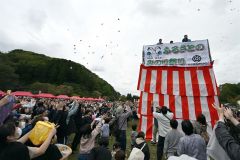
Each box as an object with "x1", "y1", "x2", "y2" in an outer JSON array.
[
  {"x1": 131, "y1": 123, "x2": 138, "y2": 149},
  {"x1": 101, "y1": 117, "x2": 110, "y2": 144},
  {"x1": 115, "y1": 150, "x2": 125, "y2": 160},
  {"x1": 112, "y1": 142, "x2": 121, "y2": 160}
]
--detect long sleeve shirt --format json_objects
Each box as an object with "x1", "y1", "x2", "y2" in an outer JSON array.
[
  {"x1": 178, "y1": 134, "x2": 207, "y2": 160},
  {"x1": 118, "y1": 108, "x2": 132, "y2": 131},
  {"x1": 215, "y1": 121, "x2": 240, "y2": 160},
  {"x1": 66, "y1": 101, "x2": 79, "y2": 124},
  {"x1": 101, "y1": 123, "x2": 110, "y2": 138},
  {"x1": 80, "y1": 120, "x2": 102, "y2": 154},
  {"x1": 153, "y1": 111, "x2": 173, "y2": 137},
  {"x1": 163, "y1": 129, "x2": 184, "y2": 157}
]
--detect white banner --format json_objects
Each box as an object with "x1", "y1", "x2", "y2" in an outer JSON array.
[{"x1": 142, "y1": 40, "x2": 211, "y2": 67}]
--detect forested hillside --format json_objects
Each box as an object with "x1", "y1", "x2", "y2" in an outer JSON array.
[
  {"x1": 219, "y1": 83, "x2": 240, "y2": 106},
  {"x1": 0, "y1": 49, "x2": 120, "y2": 100}
]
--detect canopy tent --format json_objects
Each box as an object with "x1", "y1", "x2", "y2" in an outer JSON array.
[
  {"x1": 12, "y1": 91, "x2": 34, "y2": 97},
  {"x1": 56, "y1": 95, "x2": 70, "y2": 99},
  {"x1": 71, "y1": 96, "x2": 81, "y2": 100},
  {"x1": 96, "y1": 98, "x2": 104, "y2": 102},
  {"x1": 34, "y1": 93, "x2": 56, "y2": 98},
  {"x1": 80, "y1": 97, "x2": 95, "y2": 101},
  {"x1": 79, "y1": 97, "x2": 87, "y2": 101},
  {"x1": 85, "y1": 97, "x2": 95, "y2": 101}
]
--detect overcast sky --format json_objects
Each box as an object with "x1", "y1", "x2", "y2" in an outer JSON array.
[{"x1": 0, "y1": 0, "x2": 240, "y2": 95}]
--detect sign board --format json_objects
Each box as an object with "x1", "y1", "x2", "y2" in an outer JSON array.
[{"x1": 142, "y1": 40, "x2": 211, "y2": 67}]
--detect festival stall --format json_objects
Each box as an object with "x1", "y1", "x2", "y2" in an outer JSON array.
[{"x1": 137, "y1": 40, "x2": 219, "y2": 139}]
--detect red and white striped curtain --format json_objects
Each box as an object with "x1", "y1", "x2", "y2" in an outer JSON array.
[{"x1": 137, "y1": 64, "x2": 219, "y2": 139}]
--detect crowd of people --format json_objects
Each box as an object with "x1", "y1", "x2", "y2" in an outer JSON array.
[
  {"x1": 0, "y1": 93, "x2": 140, "y2": 160},
  {"x1": 151, "y1": 104, "x2": 240, "y2": 160},
  {"x1": 0, "y1": 92, "x2": 240, "y2": 160}
]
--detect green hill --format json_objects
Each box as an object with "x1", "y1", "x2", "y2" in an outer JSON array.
[{"x1": 0, "y1": 49, "x2": 120, "y2": 100}]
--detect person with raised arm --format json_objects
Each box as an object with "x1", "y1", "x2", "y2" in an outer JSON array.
[{"x1": 212, "y1": 104, "x2": 240, "y2": 160}]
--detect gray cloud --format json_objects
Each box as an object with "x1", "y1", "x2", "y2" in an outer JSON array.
[
  {"x1": 0, "y1": 31, "x2": 20, "y2": 52},
  {"x1": 26, "y1": 10, "x2": 47, "y2": 31},
  {"x1": 136, "y1": 0, "x2": 180, "y2": 17},
  {"x1": 210, "y1": 0, "x2": 228, "y2": 14}
]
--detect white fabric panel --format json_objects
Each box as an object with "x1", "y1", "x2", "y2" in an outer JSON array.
[
  {"x1": 197, "y1": 70, "x2": 208, "y2": 96},
  {"x1": 187, "y1": 96, "x2": 196, "y2": 120},
  {"x1": 139, "y1": 69, "x2": 147, "y2": 91},
  {"x1": 200, "y1": 97, "x2": 211, "y2": 122},
  {"x1": 150, "y1": 70, "x2": 157, "y2": 93},
  {"x1": 209, "y1": 68, "x2": 218, "y2": 95},
  {"x1": 141, "y1": 92, "x2": 148, "y2": 115},
  {"x1": 141, "y1": 116, "x2": 147, "y2": 134},
  {"x1": 161, "y1": 70, "x2": 168, "y2": 94},
  {"x1": 173, "y1": 71, "x2": 180, "y2": 95},
  {"x1": 184, "y1": 71, "x2": 193, "y2": 96},
  {"x1": 164, "y1": 94, "x2": 169, "y2": 108},
  {"x1": 175, "y1": 95, "x2": 182, "y2": 119}
]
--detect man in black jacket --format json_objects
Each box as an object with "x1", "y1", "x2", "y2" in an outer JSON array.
[{"x1": 182, "y1": 35, "x2": 191, "y2": 42}]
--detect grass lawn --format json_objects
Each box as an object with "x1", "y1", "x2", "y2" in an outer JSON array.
[{"x1": 68, "y1": 120, "x2": 158, "y2": 160}]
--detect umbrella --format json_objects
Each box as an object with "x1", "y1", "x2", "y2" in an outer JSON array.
[{"x1": 11, "y1": 91, "x2": 34, "y2": 97}]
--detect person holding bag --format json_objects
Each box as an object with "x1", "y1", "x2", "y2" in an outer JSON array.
[
  {"x1": 128, "y1": 131, "x2": 150, "y2": 160},
  {"x1": 0, "y1": 122, "x2": 59, "y2": 160}
]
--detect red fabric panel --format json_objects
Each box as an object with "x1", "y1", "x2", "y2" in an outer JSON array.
[
  {"x1": 144, "y1": 69, "x2": 152, "y2": 93},
  {"x1": 137, "y1": 65, "x2": 143, "y2": 90}
]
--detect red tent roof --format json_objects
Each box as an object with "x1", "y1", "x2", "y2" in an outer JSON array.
[
  {"x1": 56, "y1": 95, "x2": 70, "y2": 99},
  {"x1": 95, "y1": 98, "x2": 104, "y2": 101},
  {"x1": 71, "y1": 96, "x2": 81, "y2": 100},
  {"x1": 79, "y1": 97, "x2": 87, "y2": 100},
  {"x1": 86, "y1": 97, "x2": 95, "y2": 101},
  {"x1": 12, "y1": 91, "x2": 34, "y2": 97},
  {"x1": 0, "y1": 90, "x2": 5, "y2": 96},
  {"x1": 35, "y1": 93, "x2": 56, "y2": 98}
]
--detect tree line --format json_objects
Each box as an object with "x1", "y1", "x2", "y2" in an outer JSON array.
[{"x1": 0, "y1": 49, "x2": 121, "y2": 100}]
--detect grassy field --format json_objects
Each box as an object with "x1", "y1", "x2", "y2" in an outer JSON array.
[{"x1": 68, "y1": 120, "x2": 158, "y2": 160}]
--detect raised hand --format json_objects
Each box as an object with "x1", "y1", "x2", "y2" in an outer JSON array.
[
  {"x1": 212, "y1": 103, "x2": 224, "y2": 121},
  {"x1": 224, "y1": 108, "x2": 234, "y2": 120}
]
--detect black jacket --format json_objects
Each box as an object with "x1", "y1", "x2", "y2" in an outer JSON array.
[
  {"x1": 89, "y1": 146, "x2": 112, "y2": 160},
  {"x1": 53, "y1": 110, "x2": 68, "y2": 136},
  {"x1": 215, "y1": 121, "x2": 240, "y2": 160}
]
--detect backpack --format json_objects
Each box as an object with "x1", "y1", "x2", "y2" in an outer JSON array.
[{"x1": 128, "y1": 143, "x2": 146, "y2": 160}]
